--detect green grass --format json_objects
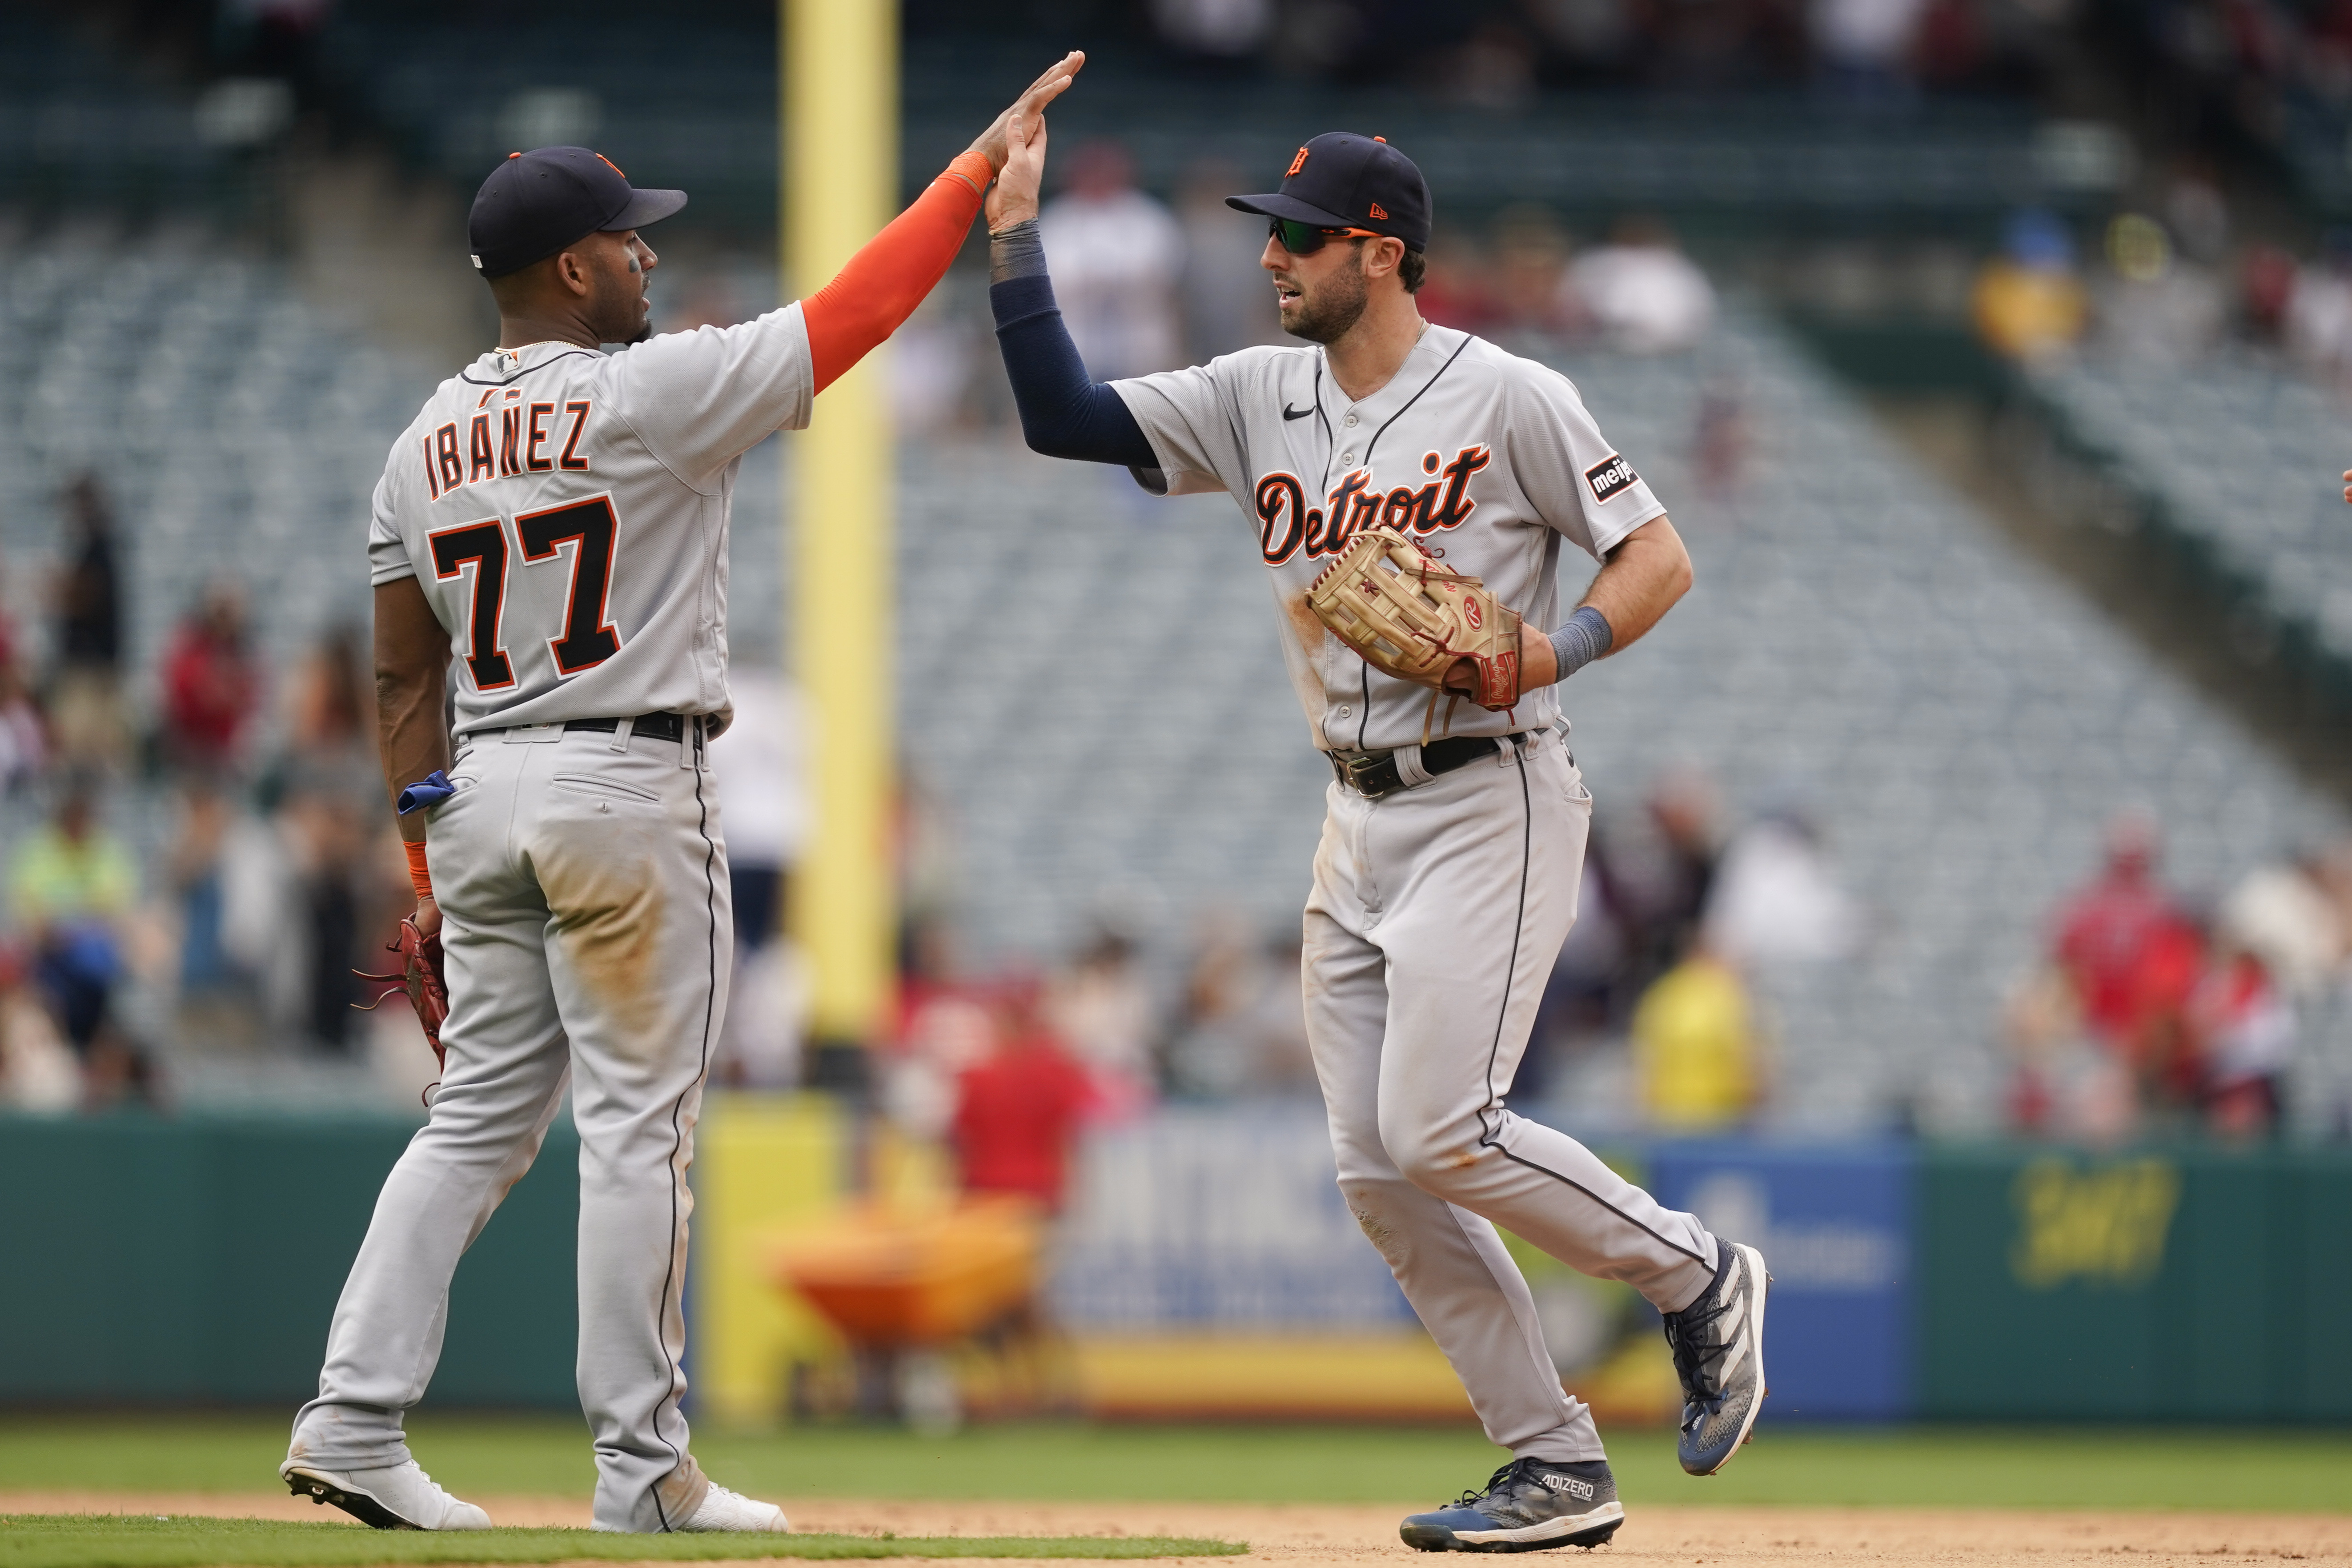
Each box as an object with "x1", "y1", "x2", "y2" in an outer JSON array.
[
  {"x1": 1, "y1": 1417, "x2": 2347, "y2": 1514},
  {"x1": 0, "y1": 1517, "x2": 1243, "y2": 1568}
]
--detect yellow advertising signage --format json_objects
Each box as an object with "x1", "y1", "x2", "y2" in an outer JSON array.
[{"x1": 2008, "y1": 1157, "x2": 2181, "y2": 1290}]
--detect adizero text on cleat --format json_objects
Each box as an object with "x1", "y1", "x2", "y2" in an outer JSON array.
[
  {"x1": 1400, "y1": 1458, "x2": 1624, "y2": 1552},
  {"x1": 1662, "y1": 1240, "x2": 1769, "y2": 1477}
]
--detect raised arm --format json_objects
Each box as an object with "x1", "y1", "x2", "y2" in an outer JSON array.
[
  {"x1": 981, "y1": 75, "x2": 1159, "y2": 467},
  {"x1": 803, "y1": 51, "x2": 1085, "y2": 394}
]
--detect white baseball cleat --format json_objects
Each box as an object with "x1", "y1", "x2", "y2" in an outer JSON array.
[
  {"x1": 281, "y1": 1459, "x2": 492, "y2": 1530},
  {"x1": 679, "y1": 1484, "x2": 790, "y2": 1532}
]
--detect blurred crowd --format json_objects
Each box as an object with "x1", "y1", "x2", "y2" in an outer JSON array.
[
  {"x1": 797, "y1": 142, "x2": 1725, "y2": 442},
  {"x1": 2104, "y1": 0, "x2": 2352, "y2": 171},
  {"x1": 858, "y1": 771, "x2": 2345, "y2": 1204},
  {"x1": 0, "y1": 473, "x2": 419, "y2": 1113},
  {"x1": 1968, "y1": 165, "x2": 2352, "y2": 386},
  {"x1": 2006, "y1": 809, "x2": 2352, "y2": 1143},
  {"x1": 855, "y1": 762, "x2": 1871, "y2": 1219},
  {"x1": 1142, "y1": 0, "x2": 2073, "y2": 98}
]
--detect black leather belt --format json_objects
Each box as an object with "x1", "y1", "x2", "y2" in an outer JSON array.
[
  {"x1": 1330, "y1": 733, "x2": 1520, "y2": 799},
  {"x1": 560, "y1": 712, "x2": 694, "y2": 744}
]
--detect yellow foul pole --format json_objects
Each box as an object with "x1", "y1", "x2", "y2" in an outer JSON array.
[{"x1": 784, "y1": 0, "x2": 896, "y2": 1062}]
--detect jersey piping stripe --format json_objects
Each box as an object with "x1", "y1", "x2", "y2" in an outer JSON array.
[
  {"x1": 649, "y1": 748, "x2": 722, "y2": 1532},
  {"x1": 1360, "y1": 333, "x2": 1473, "y2": 472},
  {"x1": 1333, "y1": 333, "x2": 1473, "y2": 749},
  {"x1": 458, "y1": 349, "x2": 598, "y2": 389},
  {"x1": 1475, "y1": 745, "x2": 1711, "y2": 1268}
]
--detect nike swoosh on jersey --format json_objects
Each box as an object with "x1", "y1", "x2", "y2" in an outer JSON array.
[{"x1": 1283, "y1": 403, "x2": 1314, "y2": 421}]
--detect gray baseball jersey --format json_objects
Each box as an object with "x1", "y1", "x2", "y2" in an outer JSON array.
[
  {"x1": 297, "y1": 306, "x2": 814, "y2": 1531},
  {"x1": 1111, "y1": 322, "x2": 1665, "y2": 751},
  {"x1": 1107, "y1": 319, "x2": 1723, "y2": 1472},
  {"x1": 367, "y1": 306, "x2": 814, "y2": 735}
]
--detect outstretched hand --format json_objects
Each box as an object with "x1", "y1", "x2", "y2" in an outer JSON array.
[
  {"x1": 2343, "y1": 467, "x2": 2351, "y2": 504},
  {"x1": 985, "y1": 91, "x2": 1057, "y2": 231},
  {"x1": 969, "y1": 50, "x2": 1083, "y2": 178}
]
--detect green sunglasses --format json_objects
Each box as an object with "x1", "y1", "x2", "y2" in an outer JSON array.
[{"x1": 1268, "y1": 217, "x2": 1379, "y2": 255}]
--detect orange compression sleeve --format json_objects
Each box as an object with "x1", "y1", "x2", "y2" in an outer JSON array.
[
  {"x1": 404, "y1": 840, "x2": 433, "y2": 902},
  {"x1": 803, "y1": 150, "x2": 992, "y2": 395}
]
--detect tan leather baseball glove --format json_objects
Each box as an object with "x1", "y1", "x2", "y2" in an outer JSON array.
[
  {"x1": 1308, "y1": 525, "x2": 1523, "y2": 728},
  {"x1": 356, "y1": 915, "x2": 449, "y2": 1095}
]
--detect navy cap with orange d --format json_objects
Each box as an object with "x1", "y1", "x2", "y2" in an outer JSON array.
[
  {"x1": 1225, "y1": 132, "x2": 1431, "y2": 253},
  {"x1": 467, "y1": 146, "x2": 686, "y2": 280}
]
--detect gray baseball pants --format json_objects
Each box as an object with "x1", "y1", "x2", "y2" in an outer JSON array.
[
  {"x1": 289, "y1": 721, "x2": 728, "y2": 1532},
  {"x1": 1303, "y1": 728, "x2": 1719, "y2": 1463}
]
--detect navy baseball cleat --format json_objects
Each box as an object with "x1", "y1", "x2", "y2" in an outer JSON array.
[
  {"x1": 1663, "y1": 1240, "x2": 1770, "y2": 1476},
  {"x1": 1399, "y1": 1458, "x2": 1624, "y2": 1552}
]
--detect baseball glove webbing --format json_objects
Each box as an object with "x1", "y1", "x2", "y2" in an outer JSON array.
[{"x1": 356, "y1": 914, "x2": 450, "y2": 1106}]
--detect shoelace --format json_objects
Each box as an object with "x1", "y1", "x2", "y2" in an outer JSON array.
[
  {"x1": 1447, "y1": 1460, "x2": 1527, "y2": 1510},
  {"x1": 1663, "y1": 1271, "x2": 1737, "y2": 1427}
]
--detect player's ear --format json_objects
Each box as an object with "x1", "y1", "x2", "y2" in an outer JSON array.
[
  {"x1": 1365, "y1": 236, "x2": 1405, "y2": 284},
  {"x1": 551, "y1": 247, "x2": 594, "y2": 298}
]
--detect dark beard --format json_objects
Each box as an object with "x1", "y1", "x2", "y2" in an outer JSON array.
[
  {"x1": 592, "y1": 273, "x2": 652, "y2": 346},
  {"x1": 1283, "y1": 261, "x2": 1368, "y2": 345}
]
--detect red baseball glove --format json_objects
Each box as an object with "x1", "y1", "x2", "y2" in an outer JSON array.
[{"x1": 356, "y1": 915, "x2": 449, "y2": 1096}]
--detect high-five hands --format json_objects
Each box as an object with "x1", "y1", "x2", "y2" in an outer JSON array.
[
  {"x1": 970, "y1": 51, "x2": 1083, "y2": 183},
  {"x1": 979, "y1": 51, "x2": 1082, "y2": 230}
]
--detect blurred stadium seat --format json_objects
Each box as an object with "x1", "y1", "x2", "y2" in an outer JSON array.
[
  {"x1": 3, "y1": 196, "x2": 2344, "y2": 1128},
  {"x1": 0, "y1": 225, "x2": 436, "y2": 731},
  {"x1": 305, "y1": 4, "x2": 2095, "y2": 231},
  {"x1": 1545, "y1": 320, "x2": 2348, "y2": 1134},
  {"x1": 0, "y1": 11, "x2": 237, "y2": 209},
  {"x1": 2028, "y1": 349, "x2": 2352, "y2": 687},
  {"x1": 0, "y1": 0, "x2": 2344, "y2": 1139}
]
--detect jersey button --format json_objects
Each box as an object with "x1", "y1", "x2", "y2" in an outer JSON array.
[
  {"x1": 1344, "y1": 412, "x2": 1358, "y2": 427},
  {"x1": 1337, "y1": 705, "x2": 1352, "y2": 717},
  {"x1": 1340, "y1": 452, "x2": 1356, "y2": 465}
]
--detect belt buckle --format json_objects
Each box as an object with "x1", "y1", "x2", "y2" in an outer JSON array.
[{"x1": 1340, "y1": 750, "x2": 1397, "y2": 798}]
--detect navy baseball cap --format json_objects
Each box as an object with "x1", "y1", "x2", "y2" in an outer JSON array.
[
  {"x1": 1227, "y1": 132, "x2": 1431, "y2": 253},
  {"x1": 467, "y1": 146, "x2": 686, "y2": 279}
]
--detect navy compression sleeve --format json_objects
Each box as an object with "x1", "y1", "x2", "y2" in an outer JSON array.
[{"x1": 988, "y1": 224, "x2": 1158, "y2": 469}]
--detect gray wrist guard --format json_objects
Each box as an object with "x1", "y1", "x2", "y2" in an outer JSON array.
[
  {"x1": 1549, "y1": 605, "x2": 1613, "y2": 682},
  {"x1": 988, "y1": 218, "x2": 1045, "y2": 284}
]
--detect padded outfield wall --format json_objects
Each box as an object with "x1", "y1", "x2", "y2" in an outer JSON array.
[{"x1": 0, "y1": 1101, "x2": 2345, "y2": 1421}]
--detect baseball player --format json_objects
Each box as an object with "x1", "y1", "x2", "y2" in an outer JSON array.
[
  {"x1": 280, "y1": 54, "x2": 1084, "y2": 1535},
  {"x1": 984, "y1": 117, "x2": 1767, "y2": 1551}
]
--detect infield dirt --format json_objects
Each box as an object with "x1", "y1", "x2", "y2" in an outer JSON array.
[{"x1": 3, "y1": 1494, "x2": 2345, "y2": 1568}]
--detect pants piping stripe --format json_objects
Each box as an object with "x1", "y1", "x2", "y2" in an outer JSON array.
[
  {"x1": 646, "y1": 759, "x2": 721, "y2": 1532},
  {"x1": 1474, "y1": 746, "x2": 1710, "y2": 1269}
]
